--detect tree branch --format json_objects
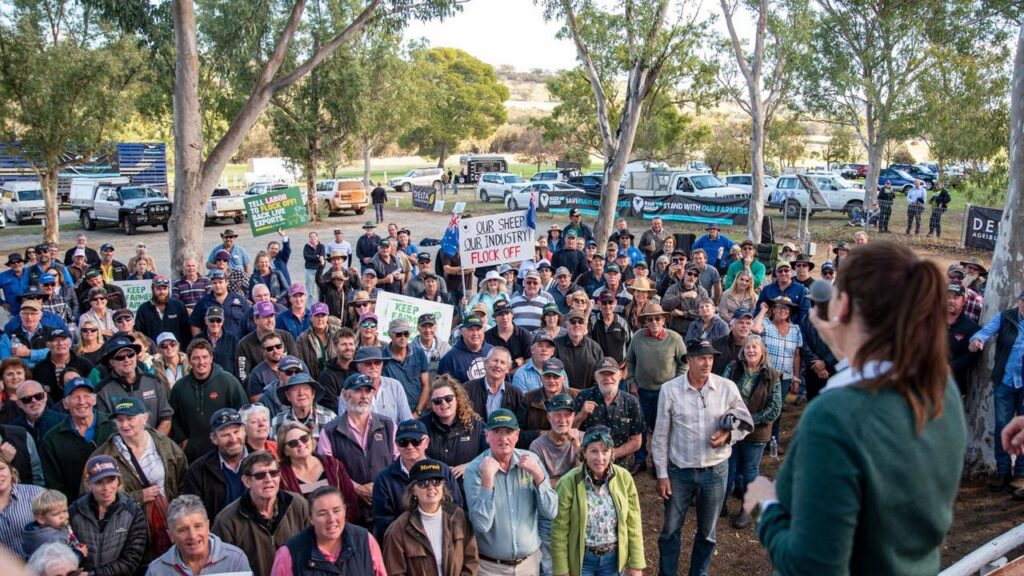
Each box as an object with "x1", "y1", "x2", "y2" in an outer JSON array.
[
  {"x1": 560, "y1": 0, "x2": 614, "y2": 157},
  {"x1": 255, "y1": 0, "x2": 308, "y2": 89}
]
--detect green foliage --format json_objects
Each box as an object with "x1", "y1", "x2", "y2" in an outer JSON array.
[
  {"x1": 821, "y1": 124, "x2": 857, "y2": 166},
  {"x1": 963, "y1": 158, "x2": 1009, "y2": 207},
  {"x1": 890, "y1": 145, "x2": 916, "y2": 166},
  {"x1": 398, "y1": 47, "x2": 509, "y2": 165},
  {"x1": 703, "y1": 119, "x2": 750, "y2": 174},
  {"x1": 766, "y1": 115, "x2": 806, "y2": 169},
  {"x1": 352, "y1": 34, "x2": 419, "y2": 163}
]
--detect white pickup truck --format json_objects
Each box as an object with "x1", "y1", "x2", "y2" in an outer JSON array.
[
  {"x1": 622, "y1": 170, "x2": 750, "y2": 199},
  {"x1": 768, "y1": 173, "x2": 865, "y2": 219},
  {"x1": 206, "y1": 187, "x2": 247, "y2": 224}
]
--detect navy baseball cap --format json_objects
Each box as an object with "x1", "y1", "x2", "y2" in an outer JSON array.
[
  {"x1": 209, "y1": 408, "x2": 243, "y2": 432},
  {"x1": 395, "y1": 419, "x2": 428, "y2": 441},
  {"x1": 63, "y1": 377, "x2": 95, "y2": 397},
  {"x1": 343, "y1": 373, "x2": 374, "y2": 391}
]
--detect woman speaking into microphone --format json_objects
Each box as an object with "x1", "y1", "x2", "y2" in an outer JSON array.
[{"x1": 744, "y1": 241, "x2": 966, "y2": 575}]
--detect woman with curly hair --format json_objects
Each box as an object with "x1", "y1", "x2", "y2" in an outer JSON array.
[
  {"x1": 420, "y1": 376, "x2": 486, "y2": 480},
  {"x1": 719, "y1": 269, "x2": 758, "y2": 321},
  {"x1": 567, "y1": 289, "x2": 594, "y2": 327}
]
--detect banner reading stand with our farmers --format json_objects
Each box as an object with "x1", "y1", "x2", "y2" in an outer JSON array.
[
  {"x1": 244, "y1": 186, "x2": 308, "y2": 236},
  {"x1": 374, "y1": 292, "x2": 454, "y2": 344}
]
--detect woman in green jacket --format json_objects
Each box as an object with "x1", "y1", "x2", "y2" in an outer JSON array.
[
  {"x1": 744, "y1": 241, "x2": 966, "y2": 575},
  {"x1": 551, "y1": 426, "x2": 645, "y2": 576}
]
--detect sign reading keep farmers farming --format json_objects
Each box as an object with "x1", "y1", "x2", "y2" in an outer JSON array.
[
  {"x1": 243, "y1": 186, "x2": 308, "y2": 236},
  {"x1": 113, "y1": 280, "x2": 152, "y2": 313},
  {"x1": 374, "y1": 292, "x2": 454, "y2": 344},
  {"x1": 459, "y1": 210, "x2": 535, "y2": 267}
]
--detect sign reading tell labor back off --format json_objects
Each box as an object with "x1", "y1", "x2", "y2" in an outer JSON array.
[
  {"x1": 113, "y1": 280, "x2": 152, "y2": 313},
  {"x1": 243, "y1": 186, "x2": 308, "y2": 236},
  {"x1": 459, "y1": 210, "x2": 535, "y2": 268},
  {"x1": 374, "y1": 292, "x2": 453, "y2": 344}
]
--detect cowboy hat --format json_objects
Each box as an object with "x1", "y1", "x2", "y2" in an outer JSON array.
[
  {"x1": 626, "y1": 277, "x2": 657, "y2": 294},
  {"x1": 637, "y1": 302, "x2": 671, "y2": 320}
]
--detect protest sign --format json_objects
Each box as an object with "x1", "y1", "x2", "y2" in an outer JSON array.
[
  {"x1": 458, "y1": 210, "x2": 535, "y2": 268},
  {"x1": 374, "y1": 292, "x2": 454, "y2": 344},
  {"x1": 243, "y1": 186, "x2": 308, "y2": 236},
  {"x1": 113, "y1": 280, "x2": 152, "y2": 313},
  {"x1": 963, "y1": 204, "x2": 1001, "y2": 251},
  {"x1": 412, "y1": 185, "x2": 437, "y2": 209}
]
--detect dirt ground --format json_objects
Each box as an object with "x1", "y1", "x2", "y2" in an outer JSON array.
[{"x1": 630, "y1": 405, "x2": 1024, "y2": 575}]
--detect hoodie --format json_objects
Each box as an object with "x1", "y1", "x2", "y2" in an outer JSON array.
[
  {"x1": 145, "y1": 534, "x2": 251, "y2": 576},
  {"x1": 437, "y1": 337, "x2": 493, "y2": 383},
  {"x1": 167, "y1": 365, "x2": 248, "y2": 461},
  {"x1": 21, "y1": 521, "x2": 80, "y2": 561}
]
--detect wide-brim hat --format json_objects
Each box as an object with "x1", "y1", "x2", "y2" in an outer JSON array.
[
  {"x1": 832, "y1": 241, "x2": 850, "y2": 254},
  {"x1": 353, "y1": 346, "x2": 388, "y2": 364},
  {"x1": 638, "y1": 302, "x2": 671, "y2": 320},
  {"x1": 276, "y1": 372, "x2": 323, "y2": 407},
  {"x1": 626, "y1": 277, "x2": 656, "y2": 294},
  {"x1": 352, "y1": 290, "x2": 376, "y2": 304},
  {"x1": 482, "y1": 270, "x2": 507, "y2": 291},
  {"x1": 792, "y1": 254, "x2": 815, "y2": 270},
  {"x1": 959, "y1": 257, "x2": 988, "y2": 275},
  {"x1": 220, "y1": 229, "x2": 238, "y2": 238},
  {"x1": 770, "y1": 295, "x2": 801, "y2": 314}
]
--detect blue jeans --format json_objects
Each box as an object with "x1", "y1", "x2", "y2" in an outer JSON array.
[
  {"x1": 995, "y1": 383, "x2": 1024, "y2": 476},
  {"x1": 581, "y1": 549, "x2": 619, "y2": 576},
  {"x1": 727, "y1": 440, "x2": 767, "y2": 498},
  {"x1": 635, "y1": 387, "x2": 661, "y2": 465},
  {"x1": 771, "y1": 378, "x2": 791, "y2": 441},
  {"x1": 374, "y1": 202, "x2": 384, "y2": 222},
  {"x1": 538, "y1": 516, "x2": 552, "y2": 576},
  {"x1": 303, "y1": 269, "x2": 320, "y2": 302},
  {"x1": 658, "y1": 461, "x2": 727, "y2": 576}
]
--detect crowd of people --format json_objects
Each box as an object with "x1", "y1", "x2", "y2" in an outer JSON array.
[{"x1": 0, "y1": 208, "x2": 993, "y2": 576}]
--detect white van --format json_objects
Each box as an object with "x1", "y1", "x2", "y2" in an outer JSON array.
[{"x1": 1, "y1": 181, "x2": 46, "y2": 225}]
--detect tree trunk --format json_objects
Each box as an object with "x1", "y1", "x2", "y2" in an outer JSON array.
[
  {"x1": 306, "y1": 134, "x2": 320, "y2": 222},
  {"x1": 168, "y1": 0, "x2": 205, "y2": 275},
  {"x1": 362, "y1": 138, "x2": 372, "y2": 189},
  {"x1": 39, "y1": 165, "x2": 59, "y2": 244},
  {"x1": 437, "y1": 143, "x2": 447, "y2": 169},
  {"x1": 594, "y1": 95, "x2": 645, "y2": 248},
  {"x1": 964, "y1": 23, "x2": 1024, "y2": 475},
  {"x1": 748, "y1": 105, "x2": 766, "y2": 242}
]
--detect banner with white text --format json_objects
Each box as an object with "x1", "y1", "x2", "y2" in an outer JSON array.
[
  {"x1": 374, "y1": 292, "x2": 454, "y2": 344},
  {"x1": 113, "y1": 280, "x2": 152, "y2": 313},
  {"x1": 243, "y1": 186, "x2": 308, "y2": 236}
]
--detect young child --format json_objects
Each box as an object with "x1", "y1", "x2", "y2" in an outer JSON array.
[{"x1": 21, "y1": 489, "x2": 88, "y2": 560}]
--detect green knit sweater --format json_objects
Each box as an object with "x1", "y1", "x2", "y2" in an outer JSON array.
[
  {"x1": 625, "y1": 329, "x2": 687, "y2": 391},
  {"x1": 757, "y1": 379, "x2": 965, "y2": 575}
]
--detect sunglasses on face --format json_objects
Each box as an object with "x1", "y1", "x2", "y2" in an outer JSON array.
[
  {"x1": 356, "y1": 303, "x2": 371, "y2": 308},
  {"x1": 397, "y1": 437, "x2": 425, "y2": 448},
  {"x1": 600, "y1": 301, "x2": 614, "y2": 306},
  {"x1": 415, "y1": 478, "x2": 443, "y2": 489},
  {"x1": 285, "y1": 434, "x2": 310, "y2": 449},
  {"x1": 113, "y1": 351, "x2": 137, "y2": 362},
  {"x1": 246, "y1": 469, "x2": 281, "y2": 481},
  {"x1": 207, "y1": 318, "x2": 223, "y2": 324},
  {"x1": 115, "y1": 317, "x2": 133, "y2": 324},
  {"x1": 362, "y1": 360, "x2": 383, "y2": 367},
  {"x1": 359, "y1": 322, "x2": 377, "y2": 329},
  {"x1": 392, "y1": 332, "x2": 410, "y2": 338},
  {"x1": 263, "y1": 343, "x2": 284, "y2": 352},
  {"x1": 91, "y1": 296, "x2": 107, "y2": 302},
  {"x1": 822, "y1": 271, "x2": 835, "y2": 276},
  {"x1": 431, "y1": 394, "x2": 455, "y2": 406},
  {"x1": 159, "y1": 342, "x2": 178, "y2": 349},
  {"x1": 686, "y1": 272, "x2": 700, "y2": 277},
  {"x1": 81, "y1": 327, "x2": 98, "y2": 333},
  {"x1": 43, "y1": 283, "x2": 55, "y2": 287},
  {"x1": 19, "y1": 392, "x2": 45, "y2": 405},
  {"x1": 569, "y1": 319, "x2": 585, "y2": 325}
]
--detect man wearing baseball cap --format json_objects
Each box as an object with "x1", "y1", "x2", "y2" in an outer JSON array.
[
  {"x1": 325, "y1": 229, "x2": 352, "y2": 261},
  {"x1": 0, "y1": 297, "x2": 57, "y2": 369},
  {"x1": 554, "y1": 309, "x2": 604, "y2": 390},
  {"x1": 510, "y1": 269, "x2": 556, "y2": 332},
  {"x1": 135, "y1": 275, "x2": 192, "y2": 347},
  {"x1": 235, "y1": 300, "x2": 297, "y2": 383},
  {"x1": 206, "y1": 229, "x2": 251, "y2": 274},
  {"x1": 653, "y1": 339, "x2": 751, "y2": 576},
  {"x1": 528, "y1": 392, "x2": 580, "y2": 576},
  {"x1": 438, "y1": 315, "x2": 494, "y2": 383},
  {"x1": 276, "y1": 283, "x2": 311, "y2": 340},
  {"x1": 370, "y1": 419, "x2": 463, "y2": 541},
  {"x1": 947, "y1": 283, "x2": 980, "y2": 395},
  {"x1": 40, "y1": 377, "x2": 117, "y2": 498},
  {"x1": 485, "y1": 300, "x2": 534, "y2": 372},
  {"x1": 551, "y1": 233, "x2": 588, "y2": 282},
  {"x1": 464, "y1": 409, "x2": 558, "y2": 573},
  {"x1": 369, "y1": 237, "x2": 404, "y2": 294},
  {"x1": 574, "y1": 357, "x2": 645, "y2": 469},
  {"x1": 724, "y1": 239, "x2": 766, "y2": 290},
  {"x1": 337, "y1": 346, "x2": 412, "y2": 425},
  {"x1": 561, "y1": 207, "x2": 594, "y2": 243},
  {"x1": 293, "y1": 302, "x2": 335, "y2": 381},
  {"x1": 188, "y1": 269, "x2": 251, "y2": 339},
  {"x1": 522, "y1": 358, "x2": 578, "y2": 440},
  {"x1": 95, "y1": 334, "x2": 172, "y2": 433},
  {"x1": 91, "y1": 243, "x2": 129, "y2": 283},
  {"x1": 382, "y1": 318, "x2": 431, "y2": 416},
  {"x1": 63, "y1": 232, "x2": 100, "y2": 268},
  {"x1": 756, "y1": 259, "x2": 810, "y2": 323},
  {"x1": 411, "y1": 312, "x2": 450, "y2": 378},
  {"x1": 181, "y1": 407, "x2": 248, "y2": 519}
]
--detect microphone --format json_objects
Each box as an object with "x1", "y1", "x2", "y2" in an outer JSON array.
[{"x1": 808, "y1": 279, "x2": 833, "y2": 320}]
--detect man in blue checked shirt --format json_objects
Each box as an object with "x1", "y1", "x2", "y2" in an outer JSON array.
[
  {"x1": 464, "y1": 409, "x2": 558, "y2": 575},
  {"x1": 971, "y1": 290, "x2": 1024, "y2": 497}
]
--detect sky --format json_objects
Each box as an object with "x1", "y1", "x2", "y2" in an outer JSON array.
[
  {"x1": 404, "y1": 0, "x2": 579, "y2": 71},
  {"x1": 403, "y1": 0, "x2": 754, "y2": 73}
]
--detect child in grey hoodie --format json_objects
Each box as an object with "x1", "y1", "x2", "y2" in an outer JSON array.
[{"x1": 21, "y1": 489, "x2": 87, "y2": 560}]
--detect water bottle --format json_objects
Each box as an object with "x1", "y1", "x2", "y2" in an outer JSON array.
[
  {"x1": 238, "y1": 356, "x2": 247, "y2": 382},
  {"x1": 770, "y1": 437, "x2": 779, "y2": 459}
]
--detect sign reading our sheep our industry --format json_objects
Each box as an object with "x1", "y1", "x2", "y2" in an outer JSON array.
[{"x1": 458, "y1": 210, "x2": 536, "y2": 268}]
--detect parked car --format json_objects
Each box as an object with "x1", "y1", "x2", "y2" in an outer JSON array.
[
  {"x1": 768, "y1": 173, "x2": 865, "y2": 219},
  {"x1": 530, "y1": 171, "x2": 563, "y2": 182},
  {"x1": 71, "y1": 178, "x2": 172, "y2": 235},
  {"x1": 244, "y1": 182, "x2": 290, "y2": 197},
  {"x1": 1, "y1": 181, "x2": 46, "y2": 225},
  {"x1": 723, "y1": 174, "x2": 777, "y2": 194},
  {"x1": 206, "y1": 187, "x2": 247, "y2": 225},
  {"x1": 623, "y1": 170, "x2": 749, "y2": 199},
  {"x1": 387, "y1": 168, "x2": 445, "y2": 192},
  {"x1": 566, "y1": 174, "x2": 604, "y2": 196},
  {"x1": 506, "y1": 182, "x2": 583, "y2": 210},
  {"x1": 315, "y1": 179, "x2": 368, "y2": 216},
  {"x1": 877, "y1": 168, "x2": 917, "y2": 194},
  {"x1": 888, "y1": 163, "x2": 937, "y2": 188},
  {"x1": 837, "y1": 163, "x2": 868, "y2": 179},
  {"x1": 476, "y1": 173, "x2": 528, "y2": 203}
]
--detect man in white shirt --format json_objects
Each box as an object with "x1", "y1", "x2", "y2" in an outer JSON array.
[
  {"x1": 325, "y1": 229, "x2": 352, "y2": 259},
  {"x1": 906, "y1": 180, "x2": 927, "y2": 235},
  {"x1": 652, "y1": 339, "x2": 751, "y2": 576}
]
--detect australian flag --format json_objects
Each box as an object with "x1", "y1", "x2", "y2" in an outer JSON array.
[
  {"x1": 526, "y1": 189, "x2": 537, "y2": 231},
  {"x1": 440, "y1": 213, "x2": 460, "y2": 257}
]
